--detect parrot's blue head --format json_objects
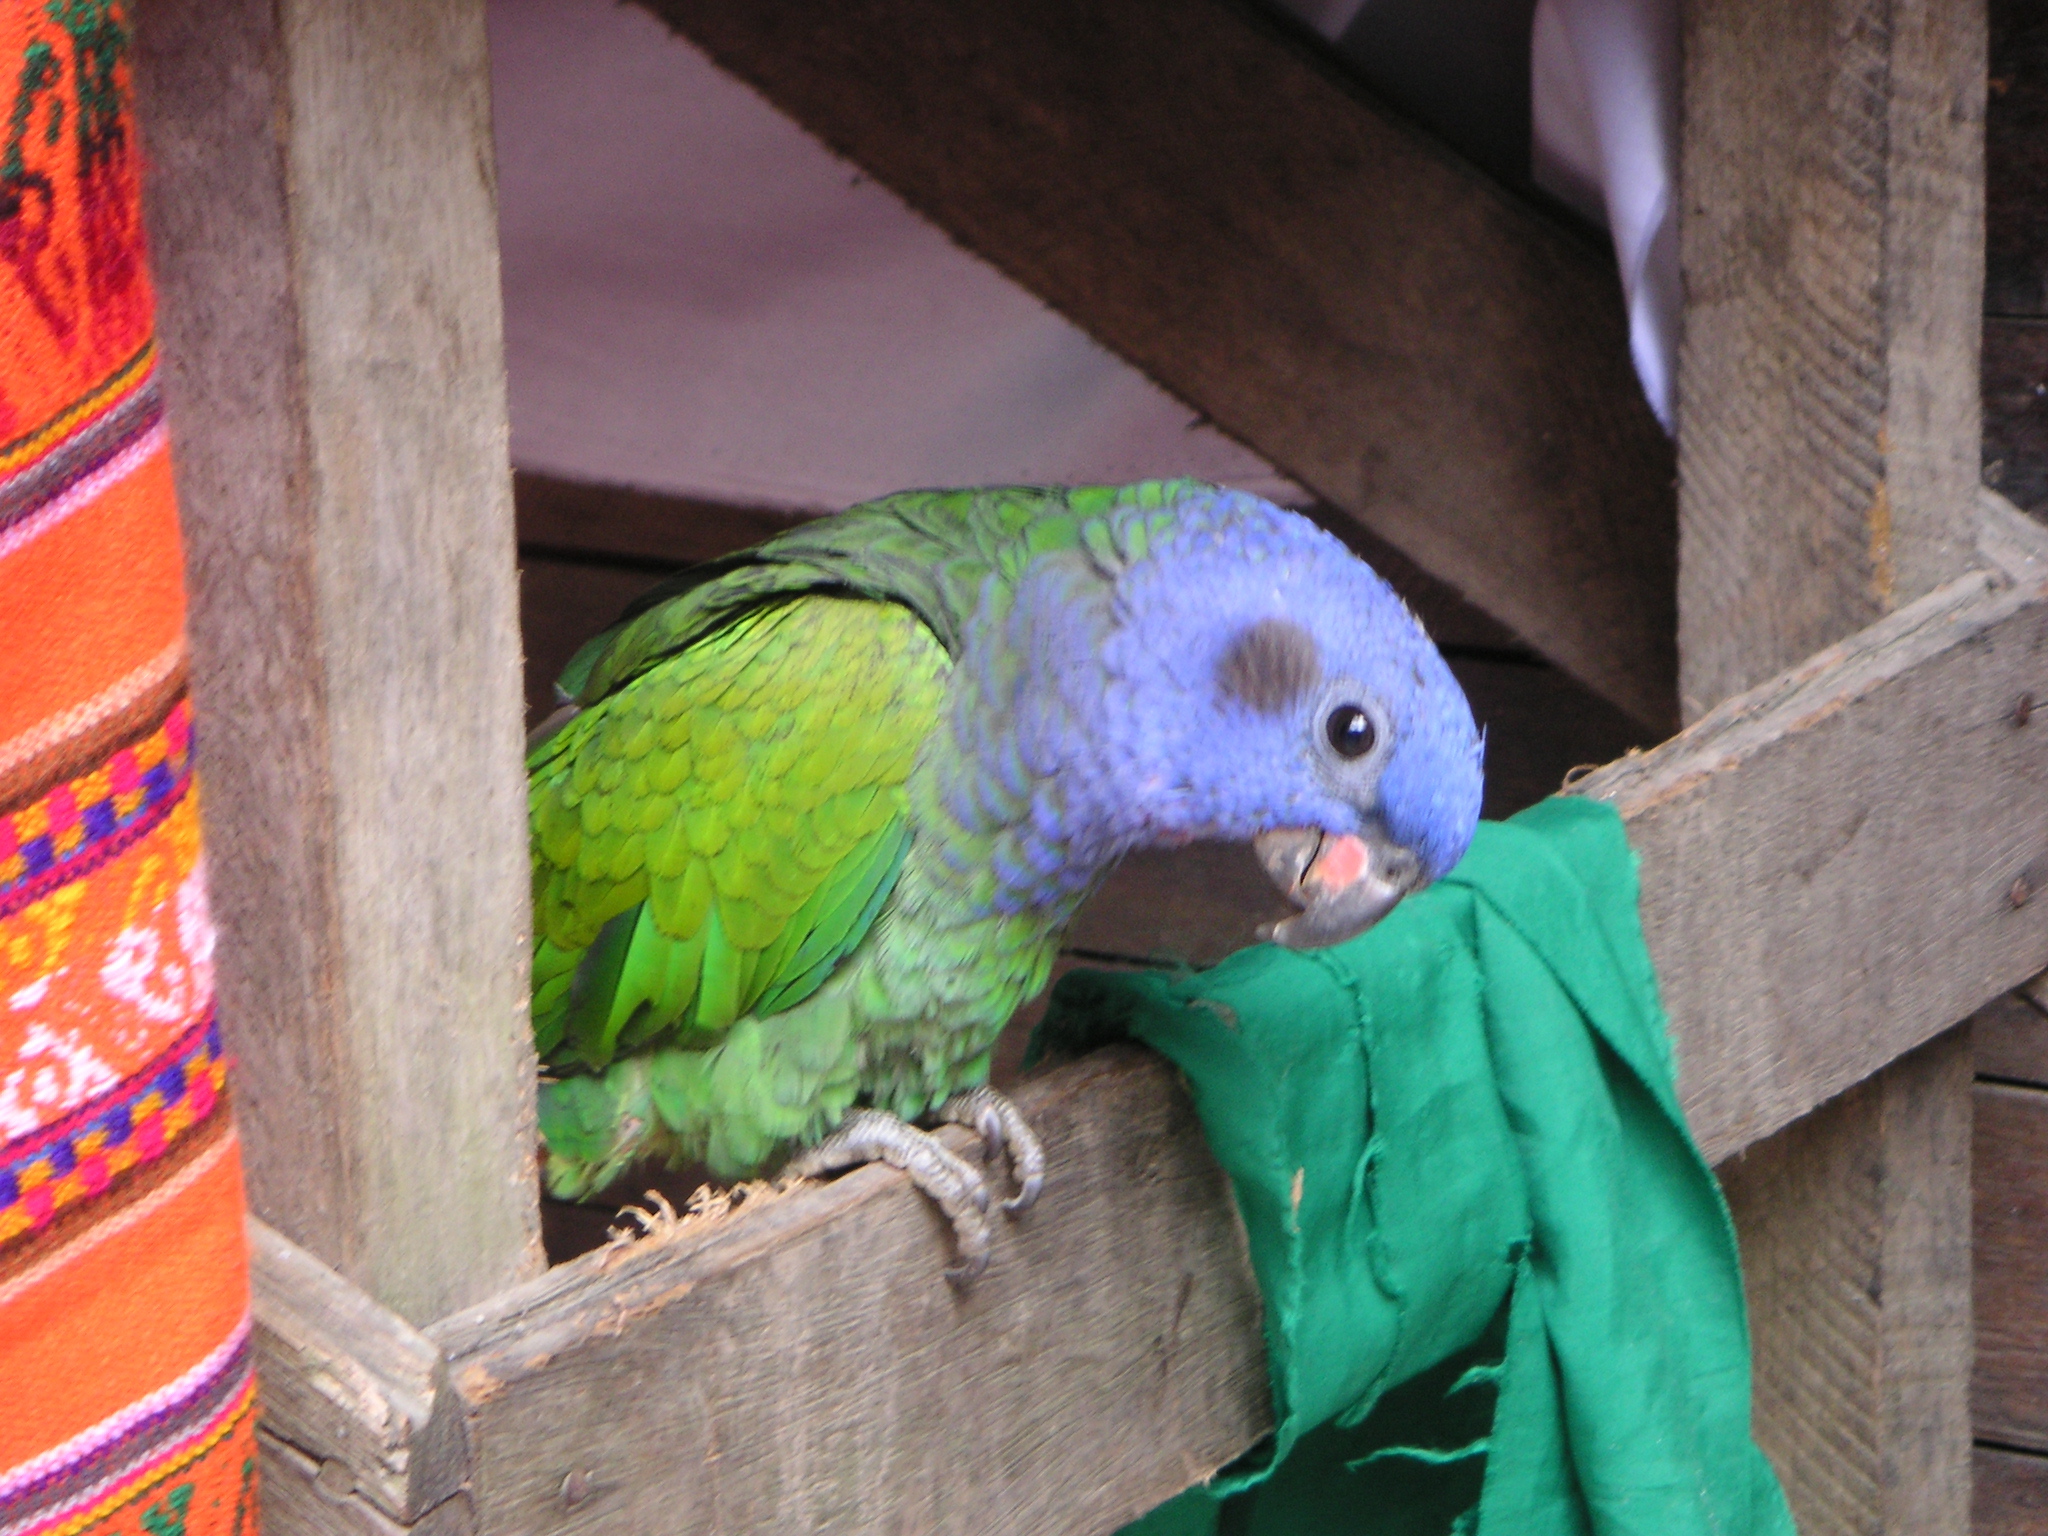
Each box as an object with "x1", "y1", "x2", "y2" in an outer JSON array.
[{"x1": 1078, "y1": 487, "x2": 1484, "y2": 948}]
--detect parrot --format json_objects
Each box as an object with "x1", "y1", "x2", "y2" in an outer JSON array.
[{"x1": 528, "y1": 480, "x2": 1484, "y2": 1278}]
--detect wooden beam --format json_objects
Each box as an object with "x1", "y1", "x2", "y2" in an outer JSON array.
[
  {"x1": 1667, "y1": 6, "x2": 1989, "y2": 1521},
  {"x1": 1972, "y1": 982, "x2": 2048, "y2": 1085},
  {"x1": 1574, "y1": 505, "x2": 2048, "y2": 1161},
  {"x1": 259, "y1": 1436, "x2": 476, "y2": 1536},
  {"x1": 640, "y1": 0, "x2": 1680, "y2": 730},
  {"x1": 1717, "y1": 1026, "x2": 1975, "y2": 1535},
  {"x1": 250, "y1": 1220, "x2": 472, "y2": 1526},
  {"x1": 130, "y1": 0, "x2": 541, "y2": 1319},
  {"x1": 1975, "y1": 1445, "x2": 2048, "y2": 1536},
  {"x1": 1676, "y1": 0, "x2": 1988, "y2": 718},
  {"x1": 428, "y1": 1048, "x2": 1269, "y2": 1536},
  {"x1": 1973, "y1": 1080, "x2": 2048, "y2": 1448}
]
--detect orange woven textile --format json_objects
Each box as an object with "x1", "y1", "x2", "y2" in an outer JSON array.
[{"x1": 0, "y1": 5, "x2": 259, "y2": 1535}]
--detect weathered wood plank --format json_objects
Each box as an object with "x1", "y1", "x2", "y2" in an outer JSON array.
[
  {"x1": 1677, "y1": 0, "x2": 1988, "y2": 718},
  {"x1": 640, "y1": 0, "x2": 1680, "y2": 729},
  {"x1": 429, "y1": 1048, "x2": 1269, "y2": 1536},
  {"x1": 260, "y1": 1434, "x2": 477, "y2": 1536},
  {"x1": 250, "y1": 1219, "x2": 470, "y2": 1524},
  {"x1": 1975, "y1": 1445, "x2": 2048, "y2": 1536},
  {"x1": 1972, "y1": 985, "x2": 2048, "y2": 1087},
  {"x1": 130, "y1": 0, "x2": 541, "y2": 1318},
  {"x1": 1574, "y1": 512, "x2": 2048, "y2": 1163},
  {"x1": 1719, "y1": 1027, "x2": 1974, "y2": 1535},
  {"x1": 1973, "y1": 1080, "x2": 2048, "y2": 1448}
]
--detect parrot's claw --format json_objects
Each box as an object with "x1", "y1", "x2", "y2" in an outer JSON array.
[
  {"x1": 939, "y1": 1086, "x2": 1044, "y2": 1214},
  {"x1": 785, "y1": 1109, "x2": 994, "y2": 1283}
]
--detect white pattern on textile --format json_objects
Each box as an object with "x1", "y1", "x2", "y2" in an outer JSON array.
[{"x1": 0, "y1": 1022, "x2": 119, "y2": 1138}]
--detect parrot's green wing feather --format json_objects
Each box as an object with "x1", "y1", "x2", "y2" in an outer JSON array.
[
  {"x1": 530, "y1": 594, "x2": 946, "y2": 1071},
  {"x1": 530, "y1": 481, "x2": 1204, "y2": 1192},
  {"x1": 553, "y1": 479, "x2": 1201, "y2": 703}
]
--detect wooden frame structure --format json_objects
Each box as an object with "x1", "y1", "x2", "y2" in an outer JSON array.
[{"x1": 123, "y1": 0, "x2": 2034, "y2": 1530}]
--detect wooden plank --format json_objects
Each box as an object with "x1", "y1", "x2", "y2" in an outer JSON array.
[
  {"x1": 1676, "y1": 0, "x2": 1988, "y2": 719},
  {"x1": 429, "y1": 1048, "x2": 1269, "y2": 1536},
  {"x1": 1573, "y1": 510, "x2": 2048, "y2": 1163},
  {"x1": 1975, "y1": 1445, "x2": 2048, "y2": 1536},
  {"x1": 1673, "y1": 21, "x2": 1991, "y2": 1517},
  {"x1": 1972, "y1": 986, "x2": 2048, "y2": 1087},
  {"x1": 1973, "y1": 1081, "x2": 2048, "y2": 1448},
  {"x1": 641, "y1": 0, "x2": 1681, "y2": 730},
  {"x1": 130, "y1": 0, "x2": 542, "y2": 1318},
  {"x1": 260, "y1": 1435, "x2": 477, "y2": 1536},
  {"x1": 513, "y1": 471, "x2": 810, "y2": 569},
  {"x1": 514, "y1": 473, "x2": 1537, "y2": 659},
  {"x1": 250, "y1": 1219, "x2": 470, "y2": 1524},
  {"x1": 1718, "y1": 1026, "x2": 1974, "y2": 1535}
]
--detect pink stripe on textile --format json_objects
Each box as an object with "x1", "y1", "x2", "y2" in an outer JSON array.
[
  {"x1": 0, "y1": 421, "x2": 166, "y2": 567},
  {"x1": 0, "y1": 1365, "x2": 254, "y2": 1536},
  {"x1": 0, "y1": 1319, "x2": 249, "y2": 1501}
]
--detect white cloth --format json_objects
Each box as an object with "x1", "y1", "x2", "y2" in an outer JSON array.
[
  {"x1": 1530, "y1": 0, "x2": 1680, "y2": 428},
  {"x1": 488, "y1": 0, "x2": 1301, "y2": 511},
  {"x1": 1273, "y1": 0, "x2": 1681, "y2": 429}
]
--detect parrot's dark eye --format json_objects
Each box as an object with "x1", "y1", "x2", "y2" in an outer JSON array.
[{"x1": 1326, "y1": 704, "x2": 1376, "y2": 759}]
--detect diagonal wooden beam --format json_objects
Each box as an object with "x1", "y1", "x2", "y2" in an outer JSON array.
[{"x1": 640, "y1": 0, "x2": 1679, "y2": 730}]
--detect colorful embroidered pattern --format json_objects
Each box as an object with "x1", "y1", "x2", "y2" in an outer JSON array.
[
  {"x1": 0, "y1": 1321, "x2": 249, "y2": 1536},
  {"x1": 0, "y1": 4, "x2": 256, "y2": 1533},
  {"x1": 0, "y1": 1013, "x2": 220, "y2": 1247},
  {"x1": 0, "y1": 696, "x2": 188, "y2": 917}
]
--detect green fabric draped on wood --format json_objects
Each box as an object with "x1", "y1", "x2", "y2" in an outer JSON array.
[{"x1": 1033, "y1": 798, "x2": 1795, "y2": 1536}]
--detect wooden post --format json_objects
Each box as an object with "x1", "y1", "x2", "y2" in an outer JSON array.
[
  {"x1": 130, "y1": 0, "x2": 542, "y2": 1321},
  {"x1": 1676, "y1": 0, "x2": 1987, "y2": 1526},
  {"x1": 1678, "y1": 0, "x2": 1987, "y2": 720}
]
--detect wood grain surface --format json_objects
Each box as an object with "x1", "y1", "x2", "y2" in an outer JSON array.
[
  {"x1": 1972, "y1": 985, "x2": 2048, "y2": 1088},
  {"x1": 1974, "y1": 1445, "x2": 2048, "y2": 1536},
  {"x1": 1677, "y1": 0, "x2": 1987, "y2": 719},
  {"x1": 1576, "y1": 516, "x2": 2048, "y2": 1162},
  {"x1": 250, "y1": 1219, "x2": 470, "y2": 1524},
  {"x1": 1974, "y1": 1080, "x2": 2048, "y2": 1448},
  {"x1": 1719, "y1": 1027, "x2": 1974, "y2": 1536},
  {"x1": 131, "y1": 0, "x2": 541, "y2": 1319},
  {"x1": 640, "y1": 0, "x2": 1680, "y2": 729},
  {"x1": 430, "y1": 1048, "x2": 1269, "y2": 1536}
]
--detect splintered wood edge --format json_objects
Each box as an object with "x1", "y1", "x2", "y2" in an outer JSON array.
[{"x1": 250, "y1": 1218, "x2": 471, "y2": 1522}]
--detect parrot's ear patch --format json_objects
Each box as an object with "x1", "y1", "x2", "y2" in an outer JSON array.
[{"x1": 1216, "y1": 618, "x2": 1321, "y2": 714}]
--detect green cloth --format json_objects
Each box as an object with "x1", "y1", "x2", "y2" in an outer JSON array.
[{"x1": 1032, "y1": 798, "x2": 1795, "y2": 1536}]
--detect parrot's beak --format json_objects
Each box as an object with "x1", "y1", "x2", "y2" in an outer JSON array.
[{"x1": 1252, "y1": 826, "x2": 1425, "y2": 950}]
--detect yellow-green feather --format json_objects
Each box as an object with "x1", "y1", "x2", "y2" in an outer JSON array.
[{"x1": 529, "y1": 596, "x2": 946, "y2": 1072}]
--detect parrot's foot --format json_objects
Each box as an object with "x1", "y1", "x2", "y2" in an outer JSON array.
[
  {"x1": 938, "y1": 1086, "x2": 1044, "y2": 1213},
  {"x1": 786, "y1": 1109, "x2": 995, "y2": 1283}
]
